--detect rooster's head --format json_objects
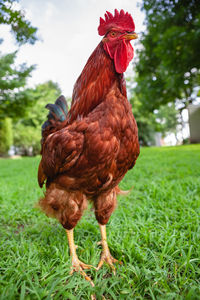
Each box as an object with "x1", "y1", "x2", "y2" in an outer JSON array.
[{"x1": 98, "y1": 9, "x2": 137, "y2": 74}]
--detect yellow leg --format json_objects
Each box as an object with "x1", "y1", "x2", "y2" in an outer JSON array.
[
  {"x1": 97, "y1": 224, "x2": 121, "y2": 274},
  {"x1": 66, "y1": 229, "x2": 95, "y2": 286}
]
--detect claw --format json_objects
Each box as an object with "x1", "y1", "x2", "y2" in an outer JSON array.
[
  {"x1": 70, "y1": 257, "x2": 96, "y2": 287},
  {"x1": 97, "y1": 251, "x2": 121, "y2": 274}
]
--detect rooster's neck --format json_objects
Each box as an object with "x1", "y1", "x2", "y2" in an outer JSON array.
[{"x1": 68, "y1": 42, "x2": 126, "y2": 123}]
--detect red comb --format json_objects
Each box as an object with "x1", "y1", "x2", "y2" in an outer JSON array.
[{"x1": 98, "y1": 9, "x2": 135, "y2": 36}]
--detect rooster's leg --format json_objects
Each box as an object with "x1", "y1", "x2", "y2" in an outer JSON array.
[
  {"x1": 97, "y1": 224, "x2": 121, "y2": 274},
  {"x1": 66, "y1": 229, "x2": 95, "y2": 286}
]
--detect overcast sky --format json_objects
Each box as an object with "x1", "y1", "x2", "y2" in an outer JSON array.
[{"x1": 1, "y1": 0, "x2": 145, "y2": 97}]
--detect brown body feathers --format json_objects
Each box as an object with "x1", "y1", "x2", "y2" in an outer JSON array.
[{"x1": 38, "y1": 41, "x2": 140, "y2": 229}]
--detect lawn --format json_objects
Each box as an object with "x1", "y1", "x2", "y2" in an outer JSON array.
[{"x1": 0, "y1": 145, "x2": 200, "y2": 300}]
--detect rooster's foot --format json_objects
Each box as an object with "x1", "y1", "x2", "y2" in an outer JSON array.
[
  {"x1": 70, "y1": 256, "x2": 96, "y2": 287},
  {"x1": 97, "y1": 248, "x2": 121, "y2": 274}
]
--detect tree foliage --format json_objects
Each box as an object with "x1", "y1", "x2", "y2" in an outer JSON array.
[
  {"x1": 0, "y1": 118, "x2": 13, "y2": 155},
  {"x1": 130, "y1": 91, "x2": 179, "y2": 145},
  {"x1": 130, "y1": 92, "x2": 156, "y2": 145},
  {"x1": 154, "y1": 102, "x2": 179, "y2": 138},
  {"x1": 0, "y1": 50, "x2": 36, "y2": 119},
  {"x1": 0, "y1": 0, "x2": 38, "y2": 121},
  {"x1": 135, "y1": 0, "x2": 200, "y2": 112},
  {"x1": 0, "y1": 0, "x2": 38, "y2": 45},
  {"x1": 13, "y1": 81, "x2": 62, "y2": 155}
]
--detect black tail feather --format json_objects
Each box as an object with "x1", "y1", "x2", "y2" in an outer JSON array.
[
  {"x1": 42, "y1": 95, "x2": 68, "y2": 135},
  {"x1": 55, "y1": 96, "x2": 68, "y2": 116}
]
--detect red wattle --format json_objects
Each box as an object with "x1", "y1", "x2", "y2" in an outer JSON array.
[{"x1": 114, "y1": 40, "x2": 133, "y2": 73}]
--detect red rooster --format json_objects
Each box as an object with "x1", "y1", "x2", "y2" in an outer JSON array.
[{"x1": 38, "y1": 9, "x2": 139, "y2": 284}]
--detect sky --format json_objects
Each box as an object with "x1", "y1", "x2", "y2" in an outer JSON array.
[{"x1": 1, "y1": 0, "x2": 145, "y2": 97}]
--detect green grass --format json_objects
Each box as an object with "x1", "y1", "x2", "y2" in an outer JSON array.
[{"x1": 0, "y1": 145, "x2": 200, "y2": 300}]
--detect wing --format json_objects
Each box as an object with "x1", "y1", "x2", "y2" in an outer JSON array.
[{"x1": 38, "y1": 121, "x2": 88, "y2": 186}]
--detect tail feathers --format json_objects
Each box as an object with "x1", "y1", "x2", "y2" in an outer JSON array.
[
  {"x1": 42, "y1": 95, "x2": 68, "y2": 139},
  {"x1": 55, "y1": 96, "x2": 68, "y2": 116}
]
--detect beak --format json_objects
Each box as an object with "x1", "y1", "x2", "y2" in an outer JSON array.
[{"x1": 123, "y1": 32, "x2": 138, "y2": 40}]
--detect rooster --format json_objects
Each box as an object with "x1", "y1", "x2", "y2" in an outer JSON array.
[{"x1": 38, "y1": 9, "x2": 139, "y2": 285}]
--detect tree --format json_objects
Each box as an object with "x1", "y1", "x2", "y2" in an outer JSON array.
[
  {"x1": 154, "y1": 102, "x2": 179, "y2": 140},
  {"x1": 130, "y1": 91, "x2": 179, "y2": 146},
  {"x1": 0, "y1": 0, "x2": 38, "y2": 155},
  {"x1": 0, "y1": 50, "x2": 35, "y2": 120},
  {"x1": 130, "y1": 92, "x2": 156, "y2": 145},
  {"x1": 13, "y1": 81, "x2": 62, "y2": 156},
  {"x1": 0, "y1": 0, "x2": 38, "y2": 120},
  {"x1": 135, "y1": 0, "x2": 200, "y2": 112},
  {"x1": 0, "y1": 118, "x2": 13, "y2": 155},
  {"x1": 0, "y1": 0, "x2": 37, "y2": 45}
]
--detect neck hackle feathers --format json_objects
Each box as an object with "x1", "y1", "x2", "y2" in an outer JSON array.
[{"x1": 98, "y1": 9, "x2": 135, "y2": 36}]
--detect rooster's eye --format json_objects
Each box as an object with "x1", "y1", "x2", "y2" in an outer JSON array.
[{"x1": 110, "y1": 31, "x2": 116, "y2": 37}]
